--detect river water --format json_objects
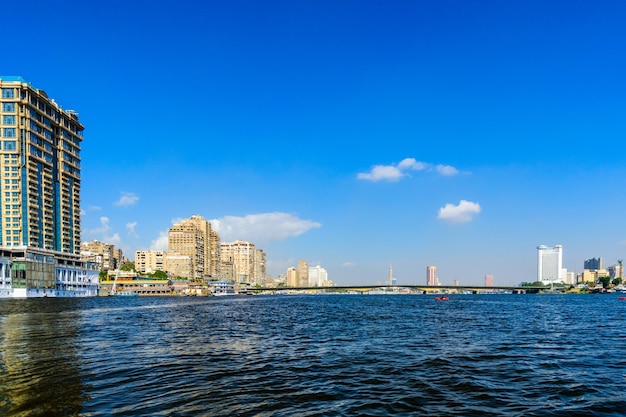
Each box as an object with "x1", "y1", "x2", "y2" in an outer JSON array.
[{"x1": 0, "y1": 294, "x2": 625, "y2": 416}]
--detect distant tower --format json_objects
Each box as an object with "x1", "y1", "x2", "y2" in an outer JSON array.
[
  {"x1": 297, "y1": 260, "x2": 309, "y2": 287},
  {"x1": 485, "y1": 274, "x2": 494, "y2": 287},
  {"x1": 426, "y1": 266, "x2": 438, "y2": 286},
  {"x1": 583, "y1": 257, "x2": 604, "y2": 271},
  {"x1": 537, "y1": 245, "x2": 564, "y2": 285},
  {"x1": 389, "y1": 264, "x2": 393, "y2": 286}
]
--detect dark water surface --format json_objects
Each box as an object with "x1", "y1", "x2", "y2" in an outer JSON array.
[{"x1": 1, "y1": 294, "x2": 625, "y2": 416}]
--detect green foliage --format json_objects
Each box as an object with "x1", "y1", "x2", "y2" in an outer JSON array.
[
  {"x1": 147, "y1": 270, "x2": 168, "y2": 279},
  {"x1": 520, "y1": 281, "x2": 547, "y2": 287},
  {"x1": 612, "y1": 277, "x2": 623, "y2": 286},
  {"x1": 598, "y1": 276, "x2": 612, "y2": 288},
  {"x1": 120, "y1": 262, "x2": 135, "y2": 272},
  {"x1": 98, "y1": 270, "x2": 108, "y2": 281}
]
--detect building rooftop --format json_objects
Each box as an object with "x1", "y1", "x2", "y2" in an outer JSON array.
[{"x1": 0, "y1": 76, "x2": 29, "y2": 84}]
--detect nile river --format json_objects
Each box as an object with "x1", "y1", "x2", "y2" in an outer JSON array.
[{"x1": 0, "y1": 294, "x2": 625, "y2": 416}]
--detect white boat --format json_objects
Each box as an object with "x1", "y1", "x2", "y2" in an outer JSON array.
[{"x1": 209, "y1": 280, "x2": 236, "y2": 296}]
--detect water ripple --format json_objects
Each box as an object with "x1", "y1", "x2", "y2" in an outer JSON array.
[{"x1": 1, "y1": 294, "x2": 626, "y2": 416}]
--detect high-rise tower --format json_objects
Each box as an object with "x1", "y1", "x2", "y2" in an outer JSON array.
[
  {"x1": 537, "y1": 245, "x2": 564, "y2": 285},
  {"x1": 426, "y1": 266, "x2": 438, "y2": 286},
  {"x1": 1, "y1": 76, "x2": 82, "y2": 251},
  {"x1": 0, "y1": 76, "x2": 98, "y2": 297},
  {"x1": 168, "y1": 215, "x2": 213, "y2": 280}
]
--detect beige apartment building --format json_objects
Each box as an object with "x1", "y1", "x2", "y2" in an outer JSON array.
[
  {"x1": 81, "y1": 240, "x2": 124, "y2": 270},
  {"x1": 135, "y1": 250, "x2": 166, "y2": 274},
  {"x1": 165, "y1": 253, "x2": 193, "y2": 279},
  {"x1": 297, "y1": 260, "x2": 309, "y2": 287},
  {"x1": 255, "y1": 248, "x2": 267, "y2": 285},
  {"x1": 220, "y1": 240, "x2": 265, "y2": 284},
  {"x1": 209, "y1": 229, "x2": 221, "y2": 278},
  {"x1": 578, "y1": 268, "x2": 610, "y2": 285},
  {"x1": 286, "y1": 267, "x2": 297, "y2": 286},
  {"x1": 167, "y1": 215, "x2": 214, "y2": 280}
]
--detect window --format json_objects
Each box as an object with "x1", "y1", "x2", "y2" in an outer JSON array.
[
  {"x1": 3, "y1": 128, "x2": 16, "y2": 138},
  {"x1": 1, "y1": 88, "x2": 14, "y2": 99},
  {"x1": 3, "y1": 115, "x2": 16, "y2": 125},
  {"x1": 2, "y1": 102, "x2": 15, "y2": 112},
  {"x1": 3, "y1": 141, "x2": 16, "y2": 151}
]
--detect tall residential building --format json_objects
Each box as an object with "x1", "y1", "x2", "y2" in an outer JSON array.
[
  {"x1": 209, "y1": 229, "x2": 221, "y2": 279},
  {"x1": 165, "y1": 253, "x2": 193, "y2": 280},
  {"x1": 537, "y1": 245, "x2": 565, "y2": 285},
  {"x1": 308, "y1": 265, "x2": 328, "y2": 287},
  {"x1": 135, "y1": 250, "x2": 166, "y2": 274},
  {"x1": 286, "y1": 267, "x2": 297, "y2": 287},
  {"x1": 484, "y1": 274, "x2": 494, "y2": 287},
  {"x1": 0, "y1": 76, "x2": 98, "y2": 297},
  {"x1": 167, "y1": 215, "x2": 213, "y2": 280},
  {"x1": 584, "y1": 257, "x2": 604, "y2": 271},
  {"x1": 220, "y1": 240, "x2": 257, "y2": 284},
  {"x1": 426, "y1": 266, "x2": 438, "y2": 286},
  {"x1": 1, "y1": 76, "x2": 82, "y2": 252},
  {"x1": 254, "y1": 248, "x2": 267, "y2": 285},
  {"x1": 298, "y1": 260, "x2": 309, "y2": 287}
]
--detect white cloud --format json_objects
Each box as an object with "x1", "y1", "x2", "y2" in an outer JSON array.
[
  {"x1": 435, "y1": 164, "x2": 459, "y2": 176},
  {"x1": 83, "y1": 216, "x2": 125, "y2": 246},
  {"x1": 81, "y1": 205, "x2": 102, "y2": 217},
  {"x1": 342, "y1": 262, "x2": 356, "y2": 267},
  {"x1": 211, "y1": 212, "x2": 321, "y2": 244},
  {"x1": 357, "y1": 165, "x2": 404, "y2": 181},
  {"x1": 437, "y1": 200, "x2": 481, "y2": 223},
  {"x1": 357, "y1": 158, "x2": 460, "y2": 182},
  {"x1": 126, "y1": 222, "x2": 138, "y2": 238},
  {"x1": 87, "y1": 216, "x2": 111, "y2": 235},
  {"x1": 149, "y1": 231, "x2": 169, "y2": 251},
  {"x1": 398, "y1": 158, "x2": 430, "y2": 171},
  {"x1": 106, "y1": 233, "x2": 122, "y2": 246},
  {"x1": 114, "y1": 192, "x2": 139, "y2": 207}
]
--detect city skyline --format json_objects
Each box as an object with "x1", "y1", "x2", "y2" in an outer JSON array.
[{"x1": 5, "y1": 1, "x2": 626, "y2": 286}]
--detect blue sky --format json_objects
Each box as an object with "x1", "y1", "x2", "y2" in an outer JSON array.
[{"x1": 6, "y1": 0, "x2": 626, "y2": 285}]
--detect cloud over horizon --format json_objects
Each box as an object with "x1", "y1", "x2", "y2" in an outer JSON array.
[
  {"x1": 437, "y1": 200, "x2": 481, "y2": 223},
  {"x1": 357, "y1": 158, "x2": 460, "y2": 181},
  {"x1": 126, "y1": 221, "x2": 138, "y2": 238},
  {"x1": 114, "y1": 192, "x2": 140, "y2": 207},
  {"x1": 211, "y1": 212, "x2": 321, "y2": 244},
  {"x1": 84, "y1": 216, "x2": 122, "y2": 246}
]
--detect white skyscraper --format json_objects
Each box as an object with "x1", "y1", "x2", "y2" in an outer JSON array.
[
  {"x1": 537, "y1": 245, "x2": 564, "y2": 285},
  {"x1": 308, "y1": 265, "x2": 328, "y2": 287}
]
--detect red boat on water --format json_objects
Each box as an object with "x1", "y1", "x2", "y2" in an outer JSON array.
[
  {"x1": 435, "y1": 296, "x2": 449, "y2": 301},
  {"x1": 619, "y1": 297, "x2": 626, "y2": 301}
]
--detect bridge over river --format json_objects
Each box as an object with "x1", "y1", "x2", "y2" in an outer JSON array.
[{"x1": 245, "y1": 285, "x2": 546, "y2": 294}]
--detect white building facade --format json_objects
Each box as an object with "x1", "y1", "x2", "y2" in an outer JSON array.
[{"x1": 537, "y1": 245, "x2": 565, "y2": 285}]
